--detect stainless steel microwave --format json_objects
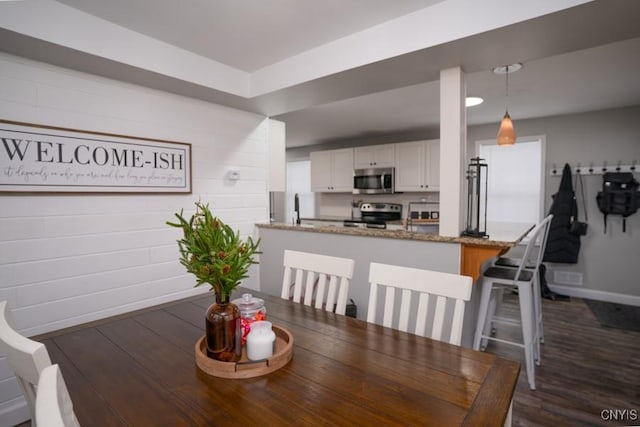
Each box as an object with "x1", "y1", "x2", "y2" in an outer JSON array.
[{"x1": 353, "y1": 167, "x2": 395, "y2": 194}]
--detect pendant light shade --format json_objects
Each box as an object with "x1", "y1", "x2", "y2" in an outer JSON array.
[
  {"x1": 497, "y1": 111, "x2": 516, "y2": 146},
  {"x1": 493, "y1": 63, "x2": 521, "y2": 146}
]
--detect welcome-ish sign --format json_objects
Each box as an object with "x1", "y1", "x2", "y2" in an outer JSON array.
[{"x1": 0, "y1": 120, "x2": 191, "y2": 193}]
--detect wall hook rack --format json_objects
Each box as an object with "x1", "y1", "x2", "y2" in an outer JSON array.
[{"x1": 549, "y1": 161, "x2": 637, "y2": 176}]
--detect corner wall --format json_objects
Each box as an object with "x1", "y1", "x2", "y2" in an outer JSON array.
[
  {"x1": 0, "y1": 53, "x2": 269, "y2": 425},
  {"x1": 468, "y1": 106, "x2": 640, "y2": 303}
]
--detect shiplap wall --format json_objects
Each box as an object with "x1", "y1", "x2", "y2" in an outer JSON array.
[{"x1": 0, "y1": 52, "x2": 269, "y2": 426}]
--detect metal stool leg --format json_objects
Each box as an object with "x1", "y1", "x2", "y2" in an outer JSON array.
[
  {"x1": 518, "y1": 282, "x2": 536, "y2": 390},
  {"x1": 473, "y1": 277, "x2": 494, "y2": 351}
]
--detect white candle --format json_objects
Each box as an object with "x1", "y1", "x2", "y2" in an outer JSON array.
[{"x1": 246, "y1": 321, "x2": 276, "y2": 361}]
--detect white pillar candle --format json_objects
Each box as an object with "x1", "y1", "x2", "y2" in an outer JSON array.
[{"x1": 246, "y1": 321, "x2": 276, "y2": 361}]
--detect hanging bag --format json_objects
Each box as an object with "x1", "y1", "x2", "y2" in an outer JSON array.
[
  {"x1": 570, "y1": 172, "x2": 588, "y2": 236},
  {"x1": 596, "y1": 172, "x2": 640, "y2": 232}
]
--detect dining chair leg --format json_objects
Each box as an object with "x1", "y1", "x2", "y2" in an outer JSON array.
[{"x1": 518, "y1": 282, "x2": 536, "y2": 390}]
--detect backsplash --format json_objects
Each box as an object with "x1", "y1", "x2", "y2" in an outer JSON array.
[{"x1": 316, "y1": 192, "x2": 440, "y2": 219}]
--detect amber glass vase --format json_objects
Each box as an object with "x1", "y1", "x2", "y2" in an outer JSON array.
[{"x1": 205, "y1": 294, "x2": 241, "y2": 362}]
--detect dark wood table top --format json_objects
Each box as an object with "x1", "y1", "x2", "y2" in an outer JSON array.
[{"x1": 35, "y1": 289, "x2": 519, "y2": 426}]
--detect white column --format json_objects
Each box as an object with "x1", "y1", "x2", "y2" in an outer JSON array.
[
  {"x1": 439, "y1": 67, "x2": 467, "y2": 237},
  {"x1": 267, "y1": 119, "x2": 286, "y2": 192}
]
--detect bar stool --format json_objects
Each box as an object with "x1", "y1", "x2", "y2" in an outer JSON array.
[{"x1": 473, "y1": 215, "x2": 553, "y2": 390}]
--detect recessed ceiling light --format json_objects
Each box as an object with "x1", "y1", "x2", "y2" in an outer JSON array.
[{"x1": 465, "y1": 97, "x2": 484, "y2": 107}]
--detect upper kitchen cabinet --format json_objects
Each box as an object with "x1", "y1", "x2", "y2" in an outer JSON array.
[
  {"x1": 395, "y1": 140, "x2": 440, "y2": 192},
  {"x1": 310, "y1": 148, "x2": 354, "y2": 192},
  {"x1": 354, "y1": 144, "x2": 395, "y2": 169}
]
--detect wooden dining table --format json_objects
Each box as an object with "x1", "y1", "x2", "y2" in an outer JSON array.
[{"x1": 35, "y1": 288, "x2": 519, "y2": 426}]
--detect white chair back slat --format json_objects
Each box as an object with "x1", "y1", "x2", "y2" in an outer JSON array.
[
  {"x1": 366, "y1": 282, "x2": 379, "y2": 324},
  {"x1": 323, "y1": 275, "x2": 337, "y2": 311},
  {"x1": 431, "y1": 295, "x2": 448, "y2": 342},
  {"x1": 335, "y1": 277, "x2": 349, "y2": 316},
  {"x1": 367, "y1": 263, "x2": 473, "y2": 345},
  {"x1": 35, "y1": 364, "x2": 81, "y2": 427},
  {"x1": 414, "y1": 293, "x2": 429, "y2": 337},
  {"x1": 303, "y1": 271, "x2": 316, "y2": 306},
  {"x1": 281, "y1": 267, "x2": 292, "y2": 300},
  {"x1": 398, "y1": 289, "x2": 412, "y2": 333},
  {"x1": 0, "y1": 301, "x2": 53, "y2": 424},
  {"x1": 382, "y1": 286, "x2": 395, "y2": 328},
  {"x1": 450, "y1": 299, "x2": 466, "y2": 346},
  {"x1": 292, "y1": 269, "x2": 304, "y2": 302},
  {"x1": 281, "y1": 250, "x2": 355, "y2": 314}
]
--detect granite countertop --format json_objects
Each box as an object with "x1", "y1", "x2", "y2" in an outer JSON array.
[{"x1": 256, "y1": 222, "x2": 532, "y2": 248}]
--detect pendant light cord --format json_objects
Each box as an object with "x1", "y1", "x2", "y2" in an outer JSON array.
[{"x1": 505, "y1": 65, "x2": 509, "y2": 112}]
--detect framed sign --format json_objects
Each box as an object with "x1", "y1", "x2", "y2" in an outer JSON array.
[{"x1": 0, "y1": 120, "x2": 191, "y2": 194}]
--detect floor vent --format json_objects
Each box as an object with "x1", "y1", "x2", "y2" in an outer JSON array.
[{"x1": 553, "y1": 271, "x2": 583, "y2": 286}]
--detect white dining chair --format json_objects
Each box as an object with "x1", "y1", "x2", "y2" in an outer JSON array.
[
  {"x1": 366, "y1": 263, "x2": 472, "y2": 345},
  {"x1": 35, "y1": 364, "x2": 81, "y2": 427},
  {"x1": 473, "y1": 214, "x2": 553, "y2": 390},
  {"x1": 281, "y1": 250, "x2": 355, "y2": 315},
  {"x1": 0, "y1": 300, "x2": 52, "y2": 425}
]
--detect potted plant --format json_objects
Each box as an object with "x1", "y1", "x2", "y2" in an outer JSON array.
[{"x1": 167, "y1": 202, "x2": 260, "y2": 362}]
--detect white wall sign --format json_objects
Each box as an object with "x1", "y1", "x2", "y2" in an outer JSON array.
[{"x1": 0, "y1": 120, "x2": 192, "y2": 193}]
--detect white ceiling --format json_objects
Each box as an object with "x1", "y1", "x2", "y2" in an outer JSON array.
[
  {"x1": 1, "y1": 0, "x2": 640, "y2": 148},
  {"x1": 55, "y1": 0, "x2": 445, "y2": 72}
]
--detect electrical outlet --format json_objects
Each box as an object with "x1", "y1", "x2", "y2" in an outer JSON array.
[{"x1": 553, "y1": 271, "x2": 583, "y2": 286}]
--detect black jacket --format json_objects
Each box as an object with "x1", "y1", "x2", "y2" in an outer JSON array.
[{"x1": 543, "y1": 163, "x2": 581, "y2": 263}]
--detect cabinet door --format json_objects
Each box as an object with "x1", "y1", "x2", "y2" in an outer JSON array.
[
  {"x1": 372, "y1": 144, "x2": 395, "y2": 168},
  {"x1": 425, "y1": 140, "x2": 440, "y2": 191},
  {"x1": 395, "y1": 141, "x2": 425, "y2": 191},
  {"x1": 310, "y1": 148, "x2": 353, "y2": 192},
  {"x1": 330, "y1": 148, "x2": 354, "y2": 192},
  {"x1": 310, "y1": 150, "x2": 333, "y2": 191},
  {"x1": 354, "y1": 146, "x2": 376, "y2": 169},
  {"x1": 355, "y1": 144, "x2": 395, "y2": 168}
]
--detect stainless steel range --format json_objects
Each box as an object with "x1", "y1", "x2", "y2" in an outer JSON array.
[{"x1": 343, "y1": 202, "x2": 402, "y2": 229}]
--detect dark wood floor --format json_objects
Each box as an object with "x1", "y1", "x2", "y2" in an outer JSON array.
[
  {"x1": 485, "y1": 293, "x2": 640, "y2": 427},
  {"x1": 15, "y1": 294, "x2": 640, "y2": 427}
]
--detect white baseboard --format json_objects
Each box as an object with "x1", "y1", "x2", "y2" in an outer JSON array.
[{"x1": 548, "y1": 284, "x2": 640, "y2": 306}]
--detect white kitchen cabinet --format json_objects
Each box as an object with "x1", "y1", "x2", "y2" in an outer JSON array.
[
  {"x1": 310, "y1": 148, "x2": 354, "y2": 192},
  {"x1": 395, "y1": 139, "x2": 440, "y2": 192},
  {"x1": 354, "y1": 144, "x2": 395, "y2": 168}
]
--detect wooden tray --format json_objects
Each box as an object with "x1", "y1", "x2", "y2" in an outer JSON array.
[{"x1": 195, "y1": 325, "x2": 293, "y2": 379}]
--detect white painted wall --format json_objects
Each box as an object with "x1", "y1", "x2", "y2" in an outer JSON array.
[
  {"x1": 0, "y1": 52, "x2": 269, "y2": 425},
  {"x1": 289, "y1": 106, "x2": 640, "y2": 304},
  {"x1": 468, "y1": 107, "x2": 640, "y2": 303}
]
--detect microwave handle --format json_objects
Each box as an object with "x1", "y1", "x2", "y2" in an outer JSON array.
[{"x1": 380, "y1": 173, "x2": 385, "y2": 189}]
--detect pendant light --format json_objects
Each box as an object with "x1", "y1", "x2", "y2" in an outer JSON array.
[{"x1": 493, "y1": 63, "x2": 522, "y2": 146}]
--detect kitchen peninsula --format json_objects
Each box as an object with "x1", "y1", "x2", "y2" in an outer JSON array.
[{"x1": 256, "y1": 221, "x2": 532, "y2": 347}]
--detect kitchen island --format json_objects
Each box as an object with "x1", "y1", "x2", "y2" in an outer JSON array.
[{"x1": 256, "y1": 221, "x2": 532, "y2": 348}]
